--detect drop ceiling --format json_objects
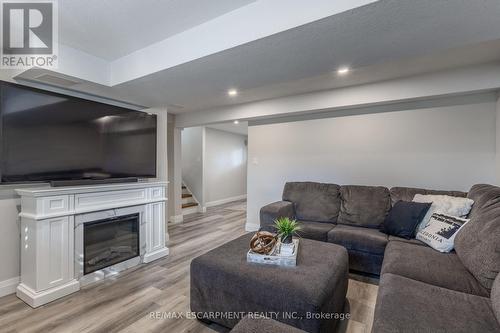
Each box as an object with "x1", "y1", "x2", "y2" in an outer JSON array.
[
  {"x1": 207, "y1": 122, "x2": 248, "y2": 136},
  {"x1": 59, "y1": 0, "x2": 255, "y2": 60}
]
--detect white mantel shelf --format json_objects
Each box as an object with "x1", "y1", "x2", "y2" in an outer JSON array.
[
  {"x1": 16, "y1": 180, "x2": 168, "y2": 197},
  {"x1": 17, "y1": 181, "x2": 169, "y2": 220},
  {"x1": 15, "y1": 180, "x2": 169, "y2": 308}
]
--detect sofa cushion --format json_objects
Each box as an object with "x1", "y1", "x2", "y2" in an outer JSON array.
[
  {"x1": 297, "y1": 221, "x2": 335, "y2": 242},
  {"x1": 231, "y1": 317, "x2": 308, "y2": 333},
  {"x1": 455, "y1": 185, "x2": 500, "y2": 291},
  {"x1": 492, "y1": 274, "x2": 500, "y2": 326},
  {"x1": 467, "y1": 184, "x2": 500, "y2": 219},
  {"x1": 282, "y1": 182, "x2": 340, "y2": 223},
  {"x1": 382, "y1": 241, "x2": 488, "y2": 296},
  {"x1": 388, "y1": 235, "x2": 426, "y2": 246},
  {"x1": 380, "y1": 201, "x2": 431, "y2": 239},
  {"x1": 327, "y1": 225, "x2": 388, "y2": 255},
  {"x1": 337, "y1": 185, "x2": 391, "y2": 228},
  {"x1": 390, "y1": 186, "x2": 467, "y2": 206},
  {"x1": 343, "y1": 249, "x2": 384, "y2": 275},
  {"x1": 260, "y1": 201, "x2": 295, "y2": 231},
  {"x1": 372, "y1": 273, "x2": 499, "y2": 333}
]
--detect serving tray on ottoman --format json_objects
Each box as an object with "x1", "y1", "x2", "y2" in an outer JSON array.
[
  {"x1": 190, "y1": 233, "x2": 349, "y2": 333},
  {"x1": 247, "y1": 239, "x2": 299, "y2": 267}
]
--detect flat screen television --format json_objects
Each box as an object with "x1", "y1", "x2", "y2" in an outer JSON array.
[{"x1": 0, "y1": 81, "x2": 157, "y2": 183}]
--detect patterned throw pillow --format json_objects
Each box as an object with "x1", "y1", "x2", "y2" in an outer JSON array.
[
  {"x1": 416, "y1": 213, "x2": 469, "y2": 252},
  {"x1": 412, "y1": 194, "x2": 474, "y2": 231}
]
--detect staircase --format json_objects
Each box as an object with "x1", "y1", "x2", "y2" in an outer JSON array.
[{"x1": 182, "y1": 185, "x2": 199, "y2": 215}]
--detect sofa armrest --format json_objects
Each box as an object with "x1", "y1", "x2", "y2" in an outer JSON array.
[{"x1": 259, "y1": 201, "x2": 295, "y2": 231}]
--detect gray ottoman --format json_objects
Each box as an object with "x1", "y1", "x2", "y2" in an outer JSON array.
[
  {"x1": 190, "y1": 233, "x2": 349, "y2": 333},
  {"x1": 231, "y1": 316, "x2": 308, "y2": 333}
]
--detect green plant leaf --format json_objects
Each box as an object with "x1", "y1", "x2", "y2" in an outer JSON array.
[{"x1": 273, "y1": 217, "x2": 301, "y2": 240}]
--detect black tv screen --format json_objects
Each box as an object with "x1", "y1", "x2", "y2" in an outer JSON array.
[{"x1": 0, "y1": 82, "x2": 157, "y2": 183}]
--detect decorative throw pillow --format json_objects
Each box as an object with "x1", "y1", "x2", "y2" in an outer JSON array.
[
  {"x1": 416, "y1": 213, "x2": 469, "y2": 252},
  {"x1": 412, "y1": 194, "x2": 474, "y2": 231},
  {"x1": 380, "y1": 201, "x2": 432, "y2": 239}
]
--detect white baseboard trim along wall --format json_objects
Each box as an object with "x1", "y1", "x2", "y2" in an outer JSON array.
[
  {"x1": 0, "y1": 276, "x2": 20, "y2": 297},
  {"x1": 245, "y1": 223, "x2": 260, "y2": 232},
  {"x1": 169, "y1": 214, "x2": 184, "y2": 224},
  {"x1": 205, "y1": 195, "x2": 247, "y2": 208}
]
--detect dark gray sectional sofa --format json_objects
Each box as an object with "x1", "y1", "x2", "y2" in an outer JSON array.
[
  {"x1": 231, "y1": 317, "x2": 307, "y2": 333},
  {"x1": 260, "y1": 182, "x2": 500, "y2": 332},
  {"x1": 260, "y1": 182, "x2": 467, "y2": 275}
]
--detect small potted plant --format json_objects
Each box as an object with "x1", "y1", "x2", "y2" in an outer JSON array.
[{"x1": 274, "y1": 217, "x2": 300, "y2": 255}]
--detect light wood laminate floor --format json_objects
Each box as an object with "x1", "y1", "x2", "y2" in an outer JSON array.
[{"x1": 0, "y1": 200, "x2": 378, "y2": 333}]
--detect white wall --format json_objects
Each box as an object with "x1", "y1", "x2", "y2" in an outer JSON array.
[
  {"x1": 181, "y1": 127, "x2": 247, "y2": 208},
  {"x1": 246, "y1": 98, "x2": 497, "y2": 230},
  {"x1": 167, "y1": 117, "x2": 183, "y2": 222},
  {"x1": 205, "y1": 128, "x2": 247, "y2": 205},
  {"x1": 0, "y1": 190, "x2": 22, "y2": 294},
  {"x1": 147, "y1": 108, "x2": 168, "y2": 181},
  {"x1": 182, "y1": 127, "x2": 205, "y2": 204}
]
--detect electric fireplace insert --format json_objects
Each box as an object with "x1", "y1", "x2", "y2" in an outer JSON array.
[{"x1": 83, "y1": 213, "x2": 140, "y2": 275}]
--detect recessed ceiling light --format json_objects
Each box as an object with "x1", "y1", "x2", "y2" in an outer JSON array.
[
  {"x1": 228, "y1": 89, "x2": 238, "y2": 96},
  {"x1": 233, "y1": 120, "x2": 239, "y2": 125},
  {"x1": 337, "y1": 67, "x2": 350, "y2": 75}
]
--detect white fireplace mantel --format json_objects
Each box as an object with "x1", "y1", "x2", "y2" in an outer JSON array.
[{"x1": 15, "y1": 180, "x2": 169, "y2": 308}]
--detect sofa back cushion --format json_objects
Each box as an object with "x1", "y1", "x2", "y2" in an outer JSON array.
[
  {"x1": 282, "y1": 182, "x2": 340, "y2": 223},
  {"x1": 338, "y1": 185, "x2": 391, "y2": 228},
  {"x1": 467, "y1": 184, "x2": 500, "y2": 219},
  {"x1": 455, "y1": 184, "x2": 500, "y2": 291},
  {"x1": 492, "y1": 273, "x2": 500, "y2": 325},
  {"x1": 390, "y1": 187, "x2": 467, "y2": 206}
]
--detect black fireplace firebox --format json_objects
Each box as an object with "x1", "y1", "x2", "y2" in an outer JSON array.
[{"x1": 83, "y1": 213, "x2": 140, "y2": 275}]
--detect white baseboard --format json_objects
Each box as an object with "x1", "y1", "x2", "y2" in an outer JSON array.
[
  {"x1": 205, "y1": 195, "x2": 247, "y2": 208},
  {"x1": 245, "y1": 223, "x2": 260, "y2": 232},
  {"x1": 17, "y1": 280, "x2": 80, "y2": 308},
  {"x1": 169, "y1": 214, "x2": 183, "y2": 224},
  {"x1": 143, "y1": 247, "x2": 169, "y2": 264},
  {"x1": 0, "y1": 276, "x2": 19, "y2": 297}
]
